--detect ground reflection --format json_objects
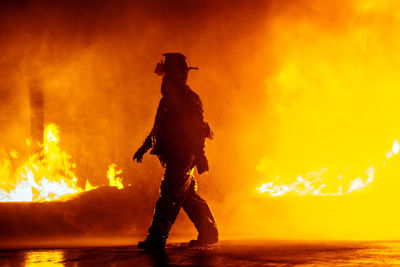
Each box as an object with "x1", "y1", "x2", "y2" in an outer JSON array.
[
  {"x1": 143, "y1": 250, "x2": 170, "y2": 267},
  {"x1": 25, "y1": 250, "x2": 64, "y2": 266},
  {"x1": 1, "y1": 241, "x2": 400, "y2": 266}
]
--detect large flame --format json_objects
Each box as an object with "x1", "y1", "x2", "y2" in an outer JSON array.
[
  {"x1": 0, "y1": 124, "x2": 124, "y2": 202},
  {"x1": 255, "y1": 0, "x2": 400, "y2": 197}
]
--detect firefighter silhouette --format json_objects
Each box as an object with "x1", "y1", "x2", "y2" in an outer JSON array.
[{"x1": 133, "y1": 53, "x2": 218, "y2": 249}]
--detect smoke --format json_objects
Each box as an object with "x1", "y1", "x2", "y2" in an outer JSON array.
[
  {"x1": 231, "y1": 0, "x2": 400, "y2": 240},
  {"x1": 2, "y1": 0, "x2": 400, "y2": 242},
  {"x1": 0, "y1": 0, "x2": 274, "y2": 240}
]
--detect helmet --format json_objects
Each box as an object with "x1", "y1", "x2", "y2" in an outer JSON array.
[
  {"x1": 163, "y1": 53, "x2": 189, "y2": 72},
  {"x1": 154, "y1": 53, "x2": 198, "y2": 76}
]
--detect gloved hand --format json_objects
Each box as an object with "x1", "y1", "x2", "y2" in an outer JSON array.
[
  {"x1": 133, "y1": 146, "x2": 147, "y2": 163},
  {"x1": 196, "y1": 154, "x2": 209, "y2": 174}
]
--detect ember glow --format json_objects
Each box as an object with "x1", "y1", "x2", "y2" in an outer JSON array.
[{"x1": 0, "y1": 124, "x2": 124, "y2": 202}]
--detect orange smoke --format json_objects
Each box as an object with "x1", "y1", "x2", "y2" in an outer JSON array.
[
  {"x1": 215, "y1": 0, "x2": 400, "y2": 240},
  {"x1": 1, "y1": 0, "x2": 400, "y2": 241},
  {"x1": 253, "y1": 0, "x2": 400, "y2": 197}
]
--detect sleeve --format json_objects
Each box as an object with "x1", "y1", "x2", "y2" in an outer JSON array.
[
  {"x1": 150, "y1": 97, "x2": 167, "y2": 135},
  {"x1": 188, "y1": 91, "x2": 213, "y2": 157},
  {"x1": 140, "y1": 97, "x2": 166, "y2": 151}
]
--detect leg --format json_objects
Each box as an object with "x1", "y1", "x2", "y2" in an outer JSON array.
[
  {"x1": 147, "y1": 176, "x2": 191, "y2": 240},
  {"x1": 182, "y1": 179, "x2": 218, "y2": 245},
  {"x1": 139, "y1": 154, "x2": 194, "y2": 249}
]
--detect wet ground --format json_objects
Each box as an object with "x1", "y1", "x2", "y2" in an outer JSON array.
[{"x1": 1, "y1": 240, "x2": 400, "y2": 266}]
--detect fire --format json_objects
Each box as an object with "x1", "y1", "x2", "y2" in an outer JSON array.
[
  {"x1": 257, "y1": 129, "x2": 399, "y2": 197},
  {"x1": 257, "y1": 166, "x2": 375, "y2": 197},
  {"x1": 0, "y1": 124, "x2": 124, "y2": 202},
  {"x1": 255, "y1": 0, "x2": 400, "y2": 197},
  {"x1": 107, "y1": 163, "x2": 124, "y2": 189}
]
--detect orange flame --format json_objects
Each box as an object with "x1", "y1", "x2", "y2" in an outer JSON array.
[
  {"x1": 257, "y1": 140, "x2": 400, "y2": 196},
  {"x1": 0, "y1": 124, "x2": 123, "y2": 202},
  {"x1": 254, "y1": 0, "x2": 400, "y2": 198},
  {"x1": 107, "y1": 163, "x2": 124, "y2": 190}
]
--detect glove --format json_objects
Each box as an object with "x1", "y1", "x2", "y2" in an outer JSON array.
[
  {"x1": 133, "y1": 146, "x2": 147, "y2": 163},
  {"x1": 196, "y1": 154, "x2": 209, "y2": 174},
  {"x1": 133, "y1": 134, "x2": 152, "y2": 163}
]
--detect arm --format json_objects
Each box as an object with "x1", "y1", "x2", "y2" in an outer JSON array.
[
  {"x1": 133, "y1": 98, "x2": 165, "y2": 163},
  {"x1": 194, "y1": 126, "x2": 212, "y2": 174},
  {"x1": 188, "y1": 91, "x2": 213, "y2": 174},
  {"x1": 133, "y1": 133, "x2": 152, "y2": 163}
]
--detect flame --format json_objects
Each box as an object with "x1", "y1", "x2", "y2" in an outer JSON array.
[
  {"x1": 254, "y1": 1, "x2": 400, "y2": 198},
  {"x1": 0, "y1": 124, "x2": 123, "y2": 202},
  {"x1": 85, "y1": 179, "x2": 97, "y2": 191},
  {"x1": 256, "y1": 140, "x2": 400, "y2": 197},
  {"x1": 107, "y1": 164, "x2": 124, "y2": 189},
  {"x1": 25, "y1": 250, "x2": 64, "y2": 267}
]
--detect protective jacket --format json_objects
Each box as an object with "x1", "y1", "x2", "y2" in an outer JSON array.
[{"x1": 142, "y1": 76, "x2": 212, "y2": 167}]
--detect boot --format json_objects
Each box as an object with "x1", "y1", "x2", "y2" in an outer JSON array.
[
  {"x1": 188, "y1": 236, "x2": 218, "y2": 247},
  {"x1": 138, "y1": 235, "x2": 166, "y2": 250},
  {"x1": 189, "y1": 226, "x2": 218, "y2": 247}
]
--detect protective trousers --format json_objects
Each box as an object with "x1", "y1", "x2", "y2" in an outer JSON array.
[{"x1": 148, "y1": 152, "x2": 218, "y2": 242}]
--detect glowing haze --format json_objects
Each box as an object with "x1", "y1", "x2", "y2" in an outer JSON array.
[
  {"x1": 1, "y1": 0, "x2": 400, "y2": 240},
  {"x1": 238, "y1": 0, "x2": 400, "y2": 240},
  {"x1": 254, "y1": 0, "x2": 400, "y2": 199}
]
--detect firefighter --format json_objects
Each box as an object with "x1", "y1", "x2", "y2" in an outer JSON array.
[{"x1": 133, "y1": 53, "x2": 218, "y2": 249}]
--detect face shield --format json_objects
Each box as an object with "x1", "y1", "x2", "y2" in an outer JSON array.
[{"x1": 154, "y1": 53, "x2": 198, "y2": 76}]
